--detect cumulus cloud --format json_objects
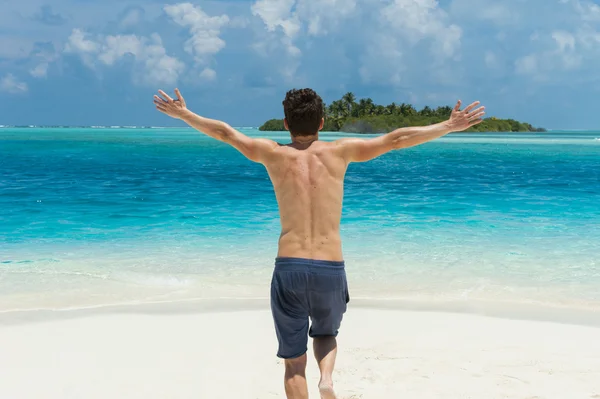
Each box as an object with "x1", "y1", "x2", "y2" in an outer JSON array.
[
  {"x1": 164, "y1": 3, "x2": 229, "y2": 66},
  {"x1": 65, "y1": 29, "x2": 99, "y2": 55},
  {"x1": 379, "y1": 0, "x2": 462, "y2": 59},
  {"x1": 251, "y1": 0, "x2": 460, "y2": 85},
  {"x1": 26, "y1": 42, "x2": 58, "y2": 79},
  {"x1": 251, "y1": 0, "x2": 356, "y2": 57},
  {"x1": 29, "y1": 63, "x2": 49, "y2": 78},
  {"x1": 199, "y1": 67, "x2": 217, "y2": 81},
  {"x1": 570, "y1": 0, "x2": 600, "y2": 22},
  {"x1": 0, "y1": 74, "x2": 28, "y2": 94},
  {"x1": 64, "y1": 29, "x2": 185, "y2": 86}
]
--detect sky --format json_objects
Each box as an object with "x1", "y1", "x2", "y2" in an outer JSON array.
[{"x1": 0, "y1": 0, "x2": 599, "y2": 129}]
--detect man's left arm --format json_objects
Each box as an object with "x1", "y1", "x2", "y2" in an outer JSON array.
[{"x1": 154, "y1": 89, "x2": 278, "y2": 163}]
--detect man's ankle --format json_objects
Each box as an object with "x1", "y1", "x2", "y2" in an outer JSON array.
[{"x1": 318, "y1": 378, "x2": 333, "y2": 387}]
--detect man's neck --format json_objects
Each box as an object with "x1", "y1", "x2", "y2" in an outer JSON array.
[{"x1": 291, "y1": 134, "x2": 319, "y2": 147}]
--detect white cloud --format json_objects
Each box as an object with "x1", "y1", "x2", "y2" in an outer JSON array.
[
  {"x1": 251, "y1": 0, "x2": 457, "y2": 85},
  {"x1": 65, "y1": 29, "x2": 99, "y2": 54},
  {"x1": 30, "y1": 63, "x2": 49, "y2": 78},
  {"x1": 251, "y1": 0, "x2": 357, "y2": 60},
  {"x1": 295, "y1": 0, "x2": 356, "y2": 36},
  {"x1": 571, "y1": 0, "x2": 600, "y2": 21},
  {"x1": 379, "y1": 0, "x2": 462, "y2": 59},
  {"x1": 164, "y1": 3, "x2": 229, "y2": 66},
  {"x1": 251, "y1": 0, "x2": 301, "y2": 57},
  {"x1": 450, "y1": 0, "x2": 517, "y2": 26},
  {"x1": 251, "y1": 0, "x2": 299, "y2": 37},
  {"x1": 553, "y1": 31, "x2": 576, "y2": 52},
  {"x1": 199, "y1": 67, "x2": 217, "y2": 81},
  {"x1": 360, "y1": 34, "x2": 404, "y2": 84},
  {"x1": 0, "y1": 74, "x2": 28, "y2": 94},
  {"x1": 64, "y1": 29, "x2": 185, "y2": 86},
  {"x1": 356, "y1": 0, "x2": 463, "y2": 87},
  {"x1": 515, "y1": 28, "x2": 588, "y2": 76}
]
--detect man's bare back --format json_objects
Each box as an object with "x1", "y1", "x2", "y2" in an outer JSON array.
[
  {"x1": 154, "y1": 87, "x2": 485, "y2": 399},
  {"x1": 265, "y1": 141, "x2": 347, "y2": 261}
]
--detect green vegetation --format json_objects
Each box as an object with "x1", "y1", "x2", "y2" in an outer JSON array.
[{"x1": 259, "y1": 92, "x2": 545, "y2": 133}]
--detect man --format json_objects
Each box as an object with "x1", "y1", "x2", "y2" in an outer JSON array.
[{"x1": 154, "y1": 88, "x2": 485, "y2": 399}]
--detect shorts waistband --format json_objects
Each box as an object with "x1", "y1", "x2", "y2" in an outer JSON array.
[{"x1": 275, "y1": 257, "x2": 345, "y2": 272}]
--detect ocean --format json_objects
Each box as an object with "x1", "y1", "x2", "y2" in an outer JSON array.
[{"x1": 1, "y1": 128, "x2": 599, "y2": 315}]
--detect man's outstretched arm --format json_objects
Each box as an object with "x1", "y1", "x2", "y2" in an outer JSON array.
[
  {"x1": 336, "y1": 100, "x2": 485, "y2": 163},
  {"x1": 154, "y1": 89, "x2": 277, "y2": 164}
]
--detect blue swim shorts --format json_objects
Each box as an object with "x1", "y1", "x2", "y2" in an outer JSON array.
[{"x1": 270, "y1": 257, "x2": 350, "y2": 359}]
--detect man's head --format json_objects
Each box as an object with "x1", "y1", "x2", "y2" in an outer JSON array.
[{"x1": 282, "y1": 88, "x2": 324, "y2": 137}]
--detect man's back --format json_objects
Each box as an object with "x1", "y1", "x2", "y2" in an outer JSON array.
[{"x1": 264, "y1": 141, "x2": 347, "y2": 262}]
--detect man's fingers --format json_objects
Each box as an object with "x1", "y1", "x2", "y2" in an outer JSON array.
[
  {"x1": 174, "y1": 88, "x2": 184, "y2": 102},
  {"x1": 469, "y1": 110, "x2": 485, "y2": 120},
  {"x1": 454, "y1": 100, "x2": 462, "y2": 112},
  {"x1": 154, "y1": 95, "x2": 166, "y2": 103},
  {"x1": 158, "y1": 90, "x2": 173, "y2": 102},
  {"x1": 469, "y1": 118, "x2": 483, "y2": 126},
  {"x1": 154, "y1": 99, "x2": 167, "y2": 108},
  {"x1": 156, "y1": 105, "x2": 167, "y2": 113},
  {"x1": 464, "y1": 101, "x2": 480, "y2": 113}
]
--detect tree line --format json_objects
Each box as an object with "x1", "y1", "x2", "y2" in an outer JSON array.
[{"x1": 260, "y1": 92, "x2": 545, "y2": 133}]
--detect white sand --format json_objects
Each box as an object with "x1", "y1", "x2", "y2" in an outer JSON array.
[{"x1": 0, "y1": 308, "x2": 599, "y2": 399}]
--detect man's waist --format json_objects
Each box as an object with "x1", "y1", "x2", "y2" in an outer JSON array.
[{"x1": 274, "y1": 257, "x2": 345, "y2": 273}]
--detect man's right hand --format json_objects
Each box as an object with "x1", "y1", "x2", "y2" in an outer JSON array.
[
  {"x1": 154, "y1": 88, "x2": 189, "y2": 120},
  {"x1": 446, "y1": 100, "x2": 485, "y2": 132}
]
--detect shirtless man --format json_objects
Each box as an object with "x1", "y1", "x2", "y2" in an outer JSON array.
[{"x1": 154, "y1": 88, "x2": 485, "y2": 399}]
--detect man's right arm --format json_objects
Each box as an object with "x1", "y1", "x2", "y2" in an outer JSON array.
[{"x1": 335, "y1": 100, "x2": 485, "y2": 163}]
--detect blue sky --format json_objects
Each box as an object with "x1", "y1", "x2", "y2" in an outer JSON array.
[{"x1": 1, "y1": 0, "x2": 599, "y2": 129}]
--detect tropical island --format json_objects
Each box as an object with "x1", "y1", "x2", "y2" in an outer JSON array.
[{"x1": 259, "y1": 92, "x2": 545, "y2": 133}]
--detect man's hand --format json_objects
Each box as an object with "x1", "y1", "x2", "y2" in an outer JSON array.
[
  {"x1": 446, "y1": 100, "x2": 485, "y2": 132},
  {"x1": 154, "y1": 89, "x2": 188, "y2": 119}
]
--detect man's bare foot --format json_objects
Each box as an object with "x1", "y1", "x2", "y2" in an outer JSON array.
[{"x1": 318, "y1": 382, "x2": 337, "y2": 399}]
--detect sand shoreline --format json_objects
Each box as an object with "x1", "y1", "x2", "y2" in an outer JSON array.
[
  {"x1": 0, "y1": 307, "x2": 599, "y2": 399},
  {"x1": 2, "y1": 296, "x2": 600, "y2": 328}
]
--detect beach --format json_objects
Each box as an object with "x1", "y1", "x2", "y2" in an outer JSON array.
[
  {"x1": 1, "y1": 128, "x2": 600, "y2": 398},
  {"x1": 0, "y1": 305, "x2": 599, "y2": 398}
]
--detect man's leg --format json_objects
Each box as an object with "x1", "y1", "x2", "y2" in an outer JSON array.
[
  {"x1": 313, "y1": 336, "x2": 338, "y2": 399},
  {"x1": 284, "y1": 354, "x2": 308, "y2": 399}
]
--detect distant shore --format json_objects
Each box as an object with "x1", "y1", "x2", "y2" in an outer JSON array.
[{"x1": 260, "y1": 92, "x2": 545, "y2": 134}]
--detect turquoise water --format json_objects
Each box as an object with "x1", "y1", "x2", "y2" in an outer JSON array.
[{"x1": 1, "y1": 128, "x2": 599, "y2": 312}]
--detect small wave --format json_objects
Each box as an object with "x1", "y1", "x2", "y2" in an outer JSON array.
[
  {"x1": 111, "y1": 272, "x2": 193, "y2": 288},
  {"x1": 0, "y1": 258, "x2": 61, "y2": 265}
]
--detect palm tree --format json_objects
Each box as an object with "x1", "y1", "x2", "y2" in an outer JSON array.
[
  {"x1": 342, "y1": 92, "x2": 356, "y2": 116},
  {"x1": 420, "y1": 105, "x2": 433, "y2": 117},
  {"x1": 399, "y1": 103, "x2": 416, "y2": 117},
  {"x1": 328, "y1": 100, "x2": 346, "y2": 119},
  {"x1": 386, "y1": 102, "x2": 397, "y2": 115},
  {"x1": 435, "y1": 106, "x2": 452, "y2": 118},
  {"x1": 363, "y1": 98, "x2": 375, "y2": 116},
  {"x1": 356, "y1": 98, "x2": 368, "y2": 117}
]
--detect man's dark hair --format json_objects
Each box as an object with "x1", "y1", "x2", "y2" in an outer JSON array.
[{"x1": 282, "y1": 88, "x2": 324, "y2": 137}]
